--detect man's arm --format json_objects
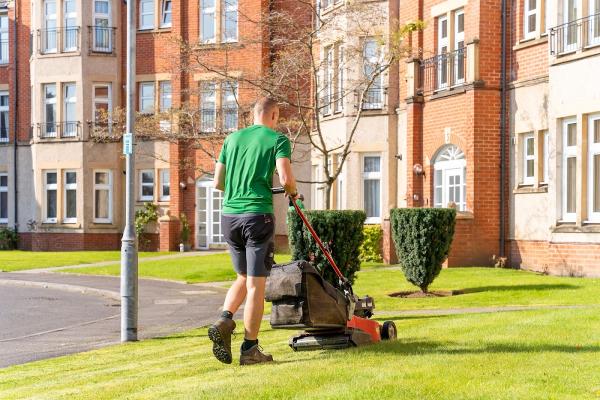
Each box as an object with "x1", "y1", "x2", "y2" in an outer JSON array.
[
  {"x1": 214, "y1": 162, "x2": 226, "y2": 191},
  {"x1": 276, "y1": 158, "x2": 297, "y2": 196}
]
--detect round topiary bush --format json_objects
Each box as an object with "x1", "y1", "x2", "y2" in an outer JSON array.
[
  {"x1": 390, "y1": 208, "x2": 456, "y2": 293},
  {"x1": 288, "y1": 209, "x2": 366, "y2": 284}
]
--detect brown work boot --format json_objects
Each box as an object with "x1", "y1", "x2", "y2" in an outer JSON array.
[
  {"x1": 240, "y1": 345, "x2": 274, "y2": 366},
  {"x1": 208, "y1": 318, "x2": 236, "y2": 364}
]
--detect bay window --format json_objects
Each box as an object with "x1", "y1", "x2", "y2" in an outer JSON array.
[
  {"x1": 43, "y1": 0, "x2": 57, "y2": 53},
  {"x1": 63, "y1": 0, "x2": 78, "y2": 51},
  {"x1": 63, "y1": 171, "x2": 77, "y2": 223},
  {"x1": 140, "y1": 170, "x2": 155, "y2": 201},
  {"x1": 44, "y1": 84, "x2": 57, "y2": 137},
  {"x1": 93, "y1": 0, "x2": 112, "y2": 52},
  {"x1": 63, "y1": 83, "x2": 77, "y2": 137},
  {"x1": 94, "y1": 170, "x2": 112, "y2": 223},
  {"x1": 160, "y1": 169, "x2": 170, "y2": 201},
  {"x1": 588, "y1": 115, "x2": 600, "y2": 222},
  {"x1": 0, "y1": 173, "x2": 7, "y2": 223},
  {"x1": 363, "y1": 155, "x2": 381, "y2": 223},
  {"x1": 0, "y1": 91, "x2": 8, "y2": 142},
  {"x1": 44, "y1": 171, "x2": 58, "y2": 223},
  {"x1": 562, "y1": 119, "x2": 577, "y2": 222},
  {"x1": 93, "y1": 84, "x2": 111, "y2": 123}
]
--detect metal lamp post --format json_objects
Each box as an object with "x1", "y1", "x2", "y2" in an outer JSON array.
[{"x1": 121, "y1": 0, "x2": 138, "y2": 342}]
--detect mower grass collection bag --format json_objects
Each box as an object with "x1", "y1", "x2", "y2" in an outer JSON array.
[{"x1": 265, "y1": 260, "x2": 349, "y2": 329}]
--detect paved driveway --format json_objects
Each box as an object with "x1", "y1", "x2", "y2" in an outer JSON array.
[{"x1": 0, "y1": 272, "x2": 229, "y2": 368}]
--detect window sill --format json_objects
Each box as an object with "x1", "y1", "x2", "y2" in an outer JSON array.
[
  {"x1": 430, "y1": 86, "x2": 466, "y2": 100},
  {"x1": 553, "y1": 223, "x2": 600, "y2": 234},
  {"x1": 137, "y1": 28, "x2": 172, "y2": 34},
  {"x1": 193, "y1": 41, "x2": 244, "y2": 51},
  {"x1": 513, "y1": 184, "x2": 548, "y2": 194},
  {"x1": 0, "y1": 63, "x2": 8, "y2": 67},
  {"x1": 456, "y1": 211, "x2": 474, "y2": 220},
  {"x1": 513, "y1": 35, "x2": 548, "y2": 51}
]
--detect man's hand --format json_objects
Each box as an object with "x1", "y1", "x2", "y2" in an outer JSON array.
[
  {"x1": 276, "y1": 158, "x2": 297, "y2": 196},
  {"x1": 214, "y1": 162, "x2": 226, "y2": 191}
]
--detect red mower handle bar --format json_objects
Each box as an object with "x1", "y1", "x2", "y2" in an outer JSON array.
[{"x1": 271, "y1": 187, "x2": 347, "y2": 284}]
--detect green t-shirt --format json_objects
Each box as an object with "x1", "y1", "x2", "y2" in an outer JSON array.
[{"x1": 218, "y1": 125, "x2": 292, "y2": 214}]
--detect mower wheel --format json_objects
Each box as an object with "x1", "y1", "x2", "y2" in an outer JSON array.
[{"x1": 380, "y1": 321, "x2": 397, "y2": 340}]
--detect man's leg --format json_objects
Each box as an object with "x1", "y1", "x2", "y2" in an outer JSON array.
[
  {"x1": 243, "y1": 276, "x2": 266, "y2": 340},
  {"x1": 223, "y1": 274, "x2": 247, "y2": 315}
]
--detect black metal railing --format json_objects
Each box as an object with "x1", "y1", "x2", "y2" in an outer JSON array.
[
  {"x1": 38, "y1": 121, "x2": 81, "y2": 139},
  {"x1": 419, "y1": 47, "x2": 467, "y2": 94},
  {"x1": 37, "y1": 27, "x2": 80, "y2": 54},
  {"x1": 0, "y1": 39, "x2": 8, "y2": 64},
  {"x1": 198, "y1": 108, "x2": 239, "y2": 134},
  {"x1": 88, "y1": 26, "x2": 116, "y2": 54},
  {"x1": 550, "y1": 13, "x2": 600, "y2": 55},
  {"x1": 358, "y1": 87, "x2": 387, "y2": 110}
]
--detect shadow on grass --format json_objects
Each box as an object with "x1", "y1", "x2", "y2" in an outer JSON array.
[
  {"x1": 462, "y1": 283, "x2": 580, "y2": 294},
  {"x1": 360, "y1": 339, "x2": 600, "y2": 356}
]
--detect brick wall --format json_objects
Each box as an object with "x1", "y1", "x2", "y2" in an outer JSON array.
[
  {"x1": 19, "y1": 233, "x2": 122, "y2": 251},
  {"x1": 511, "y1": 240, "x2": 600, "y2": 277}
]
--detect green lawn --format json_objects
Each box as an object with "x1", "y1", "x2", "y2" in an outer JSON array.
[
  {"x1": 0, "y1": 251, "x2": 174, "y2": 272},
  {"x1": 1, "y1": 307, "x2": 599, "y2": 399},
  {"x1": 60, "y1": 253, "x2": 293, "y2": 283}
]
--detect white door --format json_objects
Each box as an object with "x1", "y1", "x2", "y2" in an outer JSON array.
[
  {"x1": 445, "y1": 168, "x2": 463, "y2": 209},
  {"x1": 196, "y1": 181, "x2": 226, "y2": 249}
]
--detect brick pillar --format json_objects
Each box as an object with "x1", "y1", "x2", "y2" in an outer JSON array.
[
  {"x1": 406, "y1": 99, "x2": 424, "y2": 207},
  {"x1": 158, "y1": 211, "x2": 181, "y2": 252},
  {"x1": 382, "y1": 218, "x2": 398, "y2": 265}
]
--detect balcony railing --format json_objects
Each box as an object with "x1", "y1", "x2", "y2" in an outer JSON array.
[
  {"x1": 419, "y1": 47, "x2": 467, "y2": 95},
  {"x1": 199, "y1": 108, "x2": 239, "y2": 134},
  {"x1": 88, "y1": 26, "x2": 116, "y2": 54},
  {"x1": 357, "y1": 87, "x2": 387, "y2": 110},
  {"x1": 37, "y1": 122, "x2": 81, "y2": 139},
  {"x1": 0, "y1": 39, "x2": 8, "y2": 64},
  {"x1": 550, "y1": 13, "x2": 600, "y2": 55},
  {"x1": 37, "y1": 27, "x2": 81, "y2": 55}
]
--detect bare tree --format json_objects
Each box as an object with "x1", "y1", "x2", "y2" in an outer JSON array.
[{"x1": 91, "y1": 1, "x2": 422, "y2": 207}]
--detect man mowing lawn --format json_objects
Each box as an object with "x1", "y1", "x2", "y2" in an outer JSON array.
[{"x1": 209, "y1": 97, "x2": 298, "y2": 366}]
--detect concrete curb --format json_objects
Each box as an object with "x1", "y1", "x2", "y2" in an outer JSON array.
[{"x1": 0, "y1": 279, "x2": 120, "y2": 301}]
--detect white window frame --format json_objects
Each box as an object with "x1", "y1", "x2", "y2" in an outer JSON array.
[
  {"x1": 201, "y1": 81, "x2": 217, "y2": 132},
  {"x1": 93, "y1": 170, "x2": 113, "y2": 223},
  {"x1": 43, "y1": 83, "x2": 57, "y2": 137},
  {"x1": 221, "y1": 81, "x2": 238, "y2": 132},
  {"x1": 93, "y1": 83, "x2": 112, "y2": 123},
  {"x1": 0, "y1": 91, "x2": 8, "y2": 142},
  {"x1": 362, "y1": 38, "x2": 383, "y2": 109},
  {"x1": 44, "y1": 0, "x2": 58, "y2": 53},
  {"x1": 322, "y1": 46, "x2": 333, "y2": 115},
  {"x1": 335, "y1": 45, "x2": 344, "y2": 112},
  {"x1": 63, "y1": 83, "x2": 77, "y2": 137},
  {"x1": 437, "y1": 15, "x2": 449, "y2": 89},
  {"x1": 139, "y1": 0, "x2": 155, "y2": 30},
  {"x1": 453, "y1": 9, "x2": 465, "y2": 85},
  {"x1": 0, "y1": 14, "x2": 8, "y2": 64},
  {"x1": 362, "y1": 154, "x2": 382, "y2": 224},
  {"x1": 221, "y1": 0, "x2": 238, "y2": 43},
  {"x1": 63, "y1": 170, "x2": 77, "y2": 224},
  {"x1": 159, "y1": 81, "x2": 172, "y2": 112},
  {"x1": 63, "y1": 0, "x2": 78, "y2": 52},
  {"x1": 542, "y1": 130, "x2": 549, "y2": 183},
  {"x1": 523, "y1": 133, "x2": 535, "y2": 185},
  {"x1": 160, "y1": 169, "x2": 170, "y2": 201},
  {"x1": 200, "y1": 0, "x2": 216, "y2": 43},
  {"x1": 0, "y1": 173, "x2": 7, "y2": 223},
  {"x1": 336, "y1": 156, "x2": 345, "y2": 210},
  {"x1": 588, "y1": 114, "x2": 600, "y2": 222},
  {"x1": 161, "y1": 0, "x2": 172, "y2": 28},
  {"x1": 562, "y1": 118, "x2": 577, "y2": 222},
  {"x1": 44, "y1": 170, "x2": 58, "y2": 223},
  {"x1": 563, "y1": 0, "x2": 578, "y2": 53},
  {"x1": 524, "y1": 0, "x2": 538, "y2": 39},
  {"x1": 139, "y1": 81, "x2": 155, "y2": 114},
  {"x1": 433, "y1": 145, "x2": 467, "y2": 211},
  {"x1": 93, "y1": 0, "x2": 112, "y2": 52},
  {"x1": 139, "y1": 169, "x2": 155, "y2": 202},
  {"x1": 588, "y1": 0, "x2": 600, "y2": 47}
]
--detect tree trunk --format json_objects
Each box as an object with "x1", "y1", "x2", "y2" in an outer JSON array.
[{"x1": 324, "y1": 182, "x2": 332, "y2": 210}]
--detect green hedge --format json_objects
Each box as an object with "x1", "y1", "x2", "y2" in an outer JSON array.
[
  {"x1": 288, "y1": 209, "x2": 366, "y2": 284},
  {"x1": 359, "y1": 225, "x2": 383, "y2": 263},
  {"x1": 390, "y1": 208, "x2": 456, "y2": 292},
  {"x1": 0, "y1": 227, "x2": 18, "y2": 250}
]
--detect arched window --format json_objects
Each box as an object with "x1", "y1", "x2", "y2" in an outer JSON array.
[{"x1": 433, "y1": 145, "x2": 467, "y2": 211}]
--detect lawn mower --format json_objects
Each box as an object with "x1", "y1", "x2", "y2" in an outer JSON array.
[{"x1": 265, "y1": 187, "x2": 397, "y2": 351}]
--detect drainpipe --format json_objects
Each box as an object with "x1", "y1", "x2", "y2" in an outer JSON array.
[
  {"x1": 12, "y1": 0, "x2": 19, "y2": 232},
  {"x1": 499, "y1": 0, "x2": 507, "y2": 257}
]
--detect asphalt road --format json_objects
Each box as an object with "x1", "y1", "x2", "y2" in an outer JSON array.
[{"x1": 0, "y1": 273, "x2": 229, "y2": 368}]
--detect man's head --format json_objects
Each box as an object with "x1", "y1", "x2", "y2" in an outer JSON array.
[{"x1": 254, "y1": 97, "x2": 279, "y2": 129}]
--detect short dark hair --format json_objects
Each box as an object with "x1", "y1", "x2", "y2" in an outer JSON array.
[{"x1": 254, "y1": 97, "x2": 279, "y2": 116}]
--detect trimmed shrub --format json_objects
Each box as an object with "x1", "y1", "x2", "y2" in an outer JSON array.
[
  {"x1": 390, "y1": 208, "x2": 456, "y2": 293},
  {"x1": 0, "y1": 227, "x2": 18, "y2": 250},
  {"x1": 288, "y1": 209, "x2": 366, "y2": 284},
  {"x1": 359, "y1": 225, "x2": 383, "y2": 263}
]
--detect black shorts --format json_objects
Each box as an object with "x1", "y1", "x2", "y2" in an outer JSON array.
[{"x1": 222, "y1": 213, "x2": 275, "y2": 277}]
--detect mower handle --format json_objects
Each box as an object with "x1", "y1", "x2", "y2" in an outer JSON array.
[{"x1": 271, "y1": 186, "x2": 286, "y2": 194}]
